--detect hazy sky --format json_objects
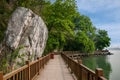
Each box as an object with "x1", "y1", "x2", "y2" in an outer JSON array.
[{"x1": 76, "y1": 0, "x2": 120, "y2": 48}]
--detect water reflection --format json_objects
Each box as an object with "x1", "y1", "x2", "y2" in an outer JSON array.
[
  {"x1": 81, "y1": 55, "x2": 112, "y2": 79},
  {"x1": 109, "y1": 50, "x2": 120, "y2": 80},
  {"x1": 96, "y1": 56, "x2": 112, "y2": 79}
]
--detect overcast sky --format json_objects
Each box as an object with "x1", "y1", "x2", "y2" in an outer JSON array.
[{"x1": 76, "y1": 0, "x2": 120, "y2": 48}]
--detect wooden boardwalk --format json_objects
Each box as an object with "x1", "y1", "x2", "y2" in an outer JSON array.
[
  {"x1": 0, "y1": 52, "x2": 107, "y2": 80},
  {"x1": 35, "y1": 55, "x2": 75, "y2": 80}
]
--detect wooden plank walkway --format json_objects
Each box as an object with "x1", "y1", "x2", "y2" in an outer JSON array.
[{"x1": 35, "y1": 55, "x2": 75, "y2": 80}]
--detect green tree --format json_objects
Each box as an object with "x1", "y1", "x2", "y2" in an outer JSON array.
[
  {"x1": 0, "y1": 0, "x2": 12, "y2": 42},
  {"x1": 74, "y1": 14, "x2": 96, "y2": 39},
  {"x1": 73, "y1": 31, "x2": 94, "y2": 53},
  {"x1": 0, "y1": 0, "x2": 111, "y2": 54},
  {"x1": 94, "y1": 29, "x2": 111, "y2": 50},
  {"x1": 64, "y1": 13, "x2": 96, "y2": 53},
  {"x1": 42, "y1": 0, "x2": 77, "y2": 53}
]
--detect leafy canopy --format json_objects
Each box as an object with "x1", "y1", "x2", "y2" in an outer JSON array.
[
  {"x1": 0, "y1": 0, "x2": 111, "y2": 54},
  {"x1": 94, "y1": 29, "x2": 111, "y2": 50}
]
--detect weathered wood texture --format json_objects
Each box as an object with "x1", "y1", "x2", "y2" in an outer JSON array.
[
  {"x1": 0, "y1": 52, "x2": 107, "y2": 80},
  {"x1": 0, "y1": 53, "x2": 51, "y2": 80},
  {"x1": 61, "y1": 52, "x2": 107, "y2": 80},
  {"x1": 35, "y1": 55, "x2": 75, "y2": 80}
]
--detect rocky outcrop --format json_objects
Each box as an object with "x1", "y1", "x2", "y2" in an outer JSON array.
[{"x1": 0, "y1": 7, "x2": 48, "y2": 67}]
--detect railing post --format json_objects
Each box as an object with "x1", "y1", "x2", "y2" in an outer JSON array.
[
  {"x1": 50, "y1": 53, "x2": 54, "y2": 59},
  {"x1": 95, "y1": 68, "x2": 103, "y2": 80},
  {"x1": 78, "y1": 59, "x2": 82, "y2": 64},
  {"x1": 37, "y1": 57, "x2": 40, "y2": 75},
  {"x1": 26, "y1": 61, "x2": 30, "y2": 80},
  {"x1": 78, "y1": 60, "x2": 82, "y2": 80},
  {"x1": 0, "y1": 71, "x2": 3, "y2": 80}
]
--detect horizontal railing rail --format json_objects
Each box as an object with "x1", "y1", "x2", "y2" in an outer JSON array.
[
  {"x1": 0, "y1": 53, "x2": 52, "y2": 80},
  {"x1": 61, "y1": 52, "x2": 107, "y2": 80},
  {"x1": 62, "y1": 51, "x2": 112, "y2": 58}
]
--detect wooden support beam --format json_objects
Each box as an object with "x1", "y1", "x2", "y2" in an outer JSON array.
[
  {"x1": 37, "y1": 57, "x2": 40, "y2": 75},
  {"x1": 95, "y1": 68, "x2": 104, "y2": 80},
  {"x1": 0, "y1": 71, "x2": 3, "y2": 80},
  {"x1": 26, "y1": 61, "x2": 30, "y2": 80}
]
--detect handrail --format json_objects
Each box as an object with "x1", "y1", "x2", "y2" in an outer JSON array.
[
  {"x1": 0, "y1": 53, "x2": 52, "y2": 80},
  {"x1": 61, "y1": 52, "x2": 107, "y2": 80}
]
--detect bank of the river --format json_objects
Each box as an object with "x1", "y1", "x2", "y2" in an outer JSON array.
[{"x1": 81, "y1": 50, "x2": 120, "y2": 80}]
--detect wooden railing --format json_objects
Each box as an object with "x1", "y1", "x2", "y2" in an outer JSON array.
[
  {"x1": 61, "y1": 52, "x2": 107, "y2": 80},
  {"x1": 0, "y1": 53, "x2": 52, "y2": 80}
]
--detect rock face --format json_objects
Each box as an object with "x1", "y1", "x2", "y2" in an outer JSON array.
[{"x1": 0, "y1": 7, "x2": 48, "y2": 66}]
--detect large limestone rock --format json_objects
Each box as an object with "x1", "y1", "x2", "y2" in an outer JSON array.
[{"x1": 0, "y1": 7, "x2": 48, "y2": 66}]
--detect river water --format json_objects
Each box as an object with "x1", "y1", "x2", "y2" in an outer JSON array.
[{"x1": 81, "y1": 50, "x2": 120, "y2": 80}]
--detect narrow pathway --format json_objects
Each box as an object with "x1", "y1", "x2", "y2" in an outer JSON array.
[{"x1": 35, "y1": 55, "x2": 75, "y2": 80}]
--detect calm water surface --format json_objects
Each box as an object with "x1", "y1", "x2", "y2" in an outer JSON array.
[{"x1": 81, "y1": 50, "x2": 120, "y2": 80}]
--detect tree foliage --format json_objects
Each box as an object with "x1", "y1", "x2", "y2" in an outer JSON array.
[
  {"x1": 64, "y1": 31, "x2": 95, "y2": 53},
  {"x1": 64, "y1": 13, "x2": 96, "y2": 53},
  {"x1": 42, "y1": 0, "x2": 77, "y2": 53},
  {"x1": 94, "y1": 29, "x2": 111, "y2": 50},
  {"x1": 0, "y1": 0, "x2": 111, "y2": 55}
]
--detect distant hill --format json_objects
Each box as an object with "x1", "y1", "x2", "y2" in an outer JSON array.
[{"x1": 108, "y1": 47, "x2": 120, "y2": 50}]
